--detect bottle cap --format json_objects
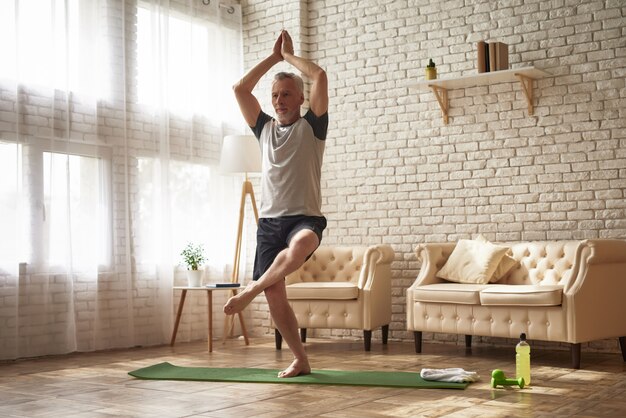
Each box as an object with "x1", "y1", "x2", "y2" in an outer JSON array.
[{"x1": 520, "y1": 333, "x2": 526, "y2": 340}]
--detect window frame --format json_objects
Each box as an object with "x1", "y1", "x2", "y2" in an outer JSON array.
[{"x1": 0, "y1": 137, "x2": 113, "y2": 274}]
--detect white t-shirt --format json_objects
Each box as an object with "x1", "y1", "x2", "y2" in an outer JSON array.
[{"x1": 252, "y1": 110, "x2": 328, "y2": 218}]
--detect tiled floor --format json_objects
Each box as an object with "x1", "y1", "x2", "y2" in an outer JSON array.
[{"x1": 1, "y1": 337, "x2": 625, "y2": 417}]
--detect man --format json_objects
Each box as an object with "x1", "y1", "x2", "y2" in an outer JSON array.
[{"x1": 223, "y1": 30, "x2": 328, "y2": 378}]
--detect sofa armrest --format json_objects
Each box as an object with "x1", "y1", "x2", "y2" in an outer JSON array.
[
  {"x1": 407, "y1": 243, "x2": 456, "y2": 291},
  {"x1": 565, "y1": 239, "x2": 626, "y2": 295},
  {"x1": 583, "y1": 239, "x2": 626, "y2": 265},
  {"x1": 564, "y1": 239, "x2": 626, "y2": 342},
  {"x1": 358, "y1": 244, "x2": 394, "y2": 290},
  {"x1": 358, "y1": 244, "x2": 394, "y2": 330}
]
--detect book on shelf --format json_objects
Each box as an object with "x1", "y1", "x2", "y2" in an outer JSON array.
[
  {"x1": 489, "y1": 42, "x2": 497, "y2": 72},
  {"x1": 477, "y1": 40, "x2": 487, "y2": 73},
  {"x1": 478, "y1": 41, "x2": 509, "y2": 72},
  {"x1": 484, "y1": 41, "x2": 490, "y2": 72},
  {"x1": 496, "y1": 42, "x2": 509, "y2": 71},
  {"x1": 205, "y1": 283, "x2": 241, "y2": 288}
]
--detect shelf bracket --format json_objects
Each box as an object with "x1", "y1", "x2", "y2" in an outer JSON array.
[
  {"x1": 429, "y1": 85, "x2": 449, "y2": 124},
  {"x1": 515, "y1": 74, "x2": 534, "y2": 115}
]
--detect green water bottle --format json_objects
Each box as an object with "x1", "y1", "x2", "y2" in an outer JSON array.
[{"x1": 516, "y1": 333, "x2": 531, "y2": 386}]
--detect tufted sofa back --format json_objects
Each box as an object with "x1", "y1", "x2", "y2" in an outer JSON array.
[
  {"x1": 286, "y1": 246, "x2": 368, "y2": 285},
  {"x1": 423, "y1": 241, "x2": 582, "y2": 287},
  {"x1": 498, "y1": 241, "x2": 580, "y2": 286}
]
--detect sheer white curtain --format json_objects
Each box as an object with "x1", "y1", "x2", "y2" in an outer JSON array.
[{"x1": 0, "y1": 0, "x2": 244, "y2": 360}]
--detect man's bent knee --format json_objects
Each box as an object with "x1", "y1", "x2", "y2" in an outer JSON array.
[{"x1": 288, "y1": 229, "x2": 320, "y2": 259}]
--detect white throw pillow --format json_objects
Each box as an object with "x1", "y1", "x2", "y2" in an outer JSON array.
[
  {"x1": 437, "y1": 239, "x2": 510, "y2": 284},
  {"x1": 474, "y1": 235, "x2": 518, "y2": 283}
]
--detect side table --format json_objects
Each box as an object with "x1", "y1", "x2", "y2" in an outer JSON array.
[{"x1": 170, "y1": 286, "x2": 250, "y2": 352}]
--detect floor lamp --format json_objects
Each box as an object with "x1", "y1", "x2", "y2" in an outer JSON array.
[{"x1": 219, "y1": 135, "x2": 262, "y2": 342}]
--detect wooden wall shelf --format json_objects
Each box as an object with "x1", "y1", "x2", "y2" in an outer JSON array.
[{"x1": 412, "y1": 66, "x2": 551, "y2": 124}]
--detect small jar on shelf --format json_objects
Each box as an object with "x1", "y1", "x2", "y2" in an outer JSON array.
[{"x1": 425, "y1": 58, "x2": 437, "y2": 80}]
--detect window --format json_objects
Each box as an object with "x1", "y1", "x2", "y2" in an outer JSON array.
[
  {"x1": 0, "y1": 140, "x2": 112, "y2": 274},
  {"x1": 136, "y1": 4, "x2": 241, "y2": 124},
  {"x1": 0, "y1": 1, "x2": 243, "y2": 276},
  {"x1": 0, "y1": 0, "x2": 107, "y2": 98},
  {"x1": 43, "y1": 151, "x2": 112, "y2": 271}
]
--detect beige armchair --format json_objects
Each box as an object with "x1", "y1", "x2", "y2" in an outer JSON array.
[{"x1": 274, "y1": 244, "x2": 394, "y2": 351}]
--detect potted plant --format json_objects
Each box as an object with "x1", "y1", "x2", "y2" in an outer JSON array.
[
  {"x1": 425, "y1": 58, "x2": 437, "y2": 80},
  {"x1": 180, "y1": 243, "x2": 206, "y2": 287}
]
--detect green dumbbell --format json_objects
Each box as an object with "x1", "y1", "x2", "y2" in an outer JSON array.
[{"x1": 490, "y1": 369, "x2": 525, "y2": 389}]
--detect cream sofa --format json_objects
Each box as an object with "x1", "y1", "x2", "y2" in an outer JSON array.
[
  {"x1": 274, "y1": 245, "x2": 394, "y2": 351},
  {"x1": 407, "y1": 239, "x2": 626, "y2": 368}
]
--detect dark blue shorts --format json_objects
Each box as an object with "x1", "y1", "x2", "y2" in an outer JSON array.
[{"x1": 253, "y1": 215, "x2": 327, "y2": 281}]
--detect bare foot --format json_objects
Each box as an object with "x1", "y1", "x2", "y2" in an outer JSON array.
[
  {"x1": 223, "y1": 286, "x2": 258, "y2": 315},
  {"x1": 278, "y1": 358, "x2": 311, "y2": 378}
]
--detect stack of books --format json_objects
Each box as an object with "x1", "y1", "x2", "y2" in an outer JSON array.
[{"x1": 477, "y1": 41, "x2": 509, "y2": 73}]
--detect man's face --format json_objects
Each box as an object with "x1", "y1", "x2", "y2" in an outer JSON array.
[{"x1": 271, "y1": 78, "x2": 304, "y2": 125}]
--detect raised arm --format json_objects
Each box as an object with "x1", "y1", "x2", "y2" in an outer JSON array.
[
  {"x1": 280, "y1": 31, "x2": 328, "y2": 117},
  {"x1": 233, "y1": 34, "x2": 283, "y2": 127}
]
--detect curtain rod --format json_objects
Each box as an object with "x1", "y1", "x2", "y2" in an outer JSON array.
[{"x1": 202, "y1": 0, "x2": 235, "y2": 14}]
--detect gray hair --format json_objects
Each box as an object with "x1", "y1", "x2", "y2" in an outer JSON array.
[{"x1": 273, "y1": 72, "x2": 304, "y2": 94}]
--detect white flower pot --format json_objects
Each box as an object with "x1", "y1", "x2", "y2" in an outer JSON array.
[{"x1": 186, "y1": 269, "x2": 203, "y2": 287}]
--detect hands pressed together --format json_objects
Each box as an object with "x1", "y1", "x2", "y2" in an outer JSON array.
[{"x1": 272, "y1": 30, "x2": 294, "y2": 61}]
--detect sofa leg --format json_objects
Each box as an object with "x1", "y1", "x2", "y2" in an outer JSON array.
[
  {"x1": 414, "y1": 331, "x2": 422, "y2": 353},
  {"x1": 364, "y1": 330, "x2": 372, "y2": 351},
  {"x1": 275, "y1": 329, "x2": 282, "y2": 350},
  {"x1": 465, "y1": 335, "x2": 472, "y2": 349},
  {"x1": 382, "y1": 324, "x2": 389, "y2": 345},
  {"x1": 300, "y1": 328, "x2": 307, "y2": 343},
  {"x1": 619, "y1": 337, "x2": 626, "y2": 362},
  {"x1": 571, "y1": 343, "x2": 581, "y2": 369}
]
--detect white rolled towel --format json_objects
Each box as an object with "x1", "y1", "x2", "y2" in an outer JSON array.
[{"x1": 420, "y1": 367, "x2": 479, "y2": 383}]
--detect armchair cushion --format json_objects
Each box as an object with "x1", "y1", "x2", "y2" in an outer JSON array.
[
  {"x1": 436, "y1": 239, "x2": 509, "y2": 284},
  {"x1": 286, "y1": 282, "x2": 359, "y2": 300}
]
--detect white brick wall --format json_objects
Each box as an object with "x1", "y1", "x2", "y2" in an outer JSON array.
[{"x1": 241, "y1": 0, "x2": 626, "y2": 353}]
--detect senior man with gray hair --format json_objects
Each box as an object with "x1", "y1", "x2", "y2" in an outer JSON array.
[{"x1": 224, "y1": 30, "x2": 328, "y2": 378}]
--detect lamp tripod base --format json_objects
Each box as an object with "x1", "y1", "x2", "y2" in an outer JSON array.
[{"x1": 222, "y1": 177, "x2": 258, "y2": 344}]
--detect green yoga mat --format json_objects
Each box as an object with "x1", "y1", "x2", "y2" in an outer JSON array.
[{"x1": 128, "y1": 362, "x2": 468, "y2": 389}]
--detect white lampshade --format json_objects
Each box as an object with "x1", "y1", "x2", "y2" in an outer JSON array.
[{"x1": 219, "y1": 135, "x2": 262, "y2": 174}]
